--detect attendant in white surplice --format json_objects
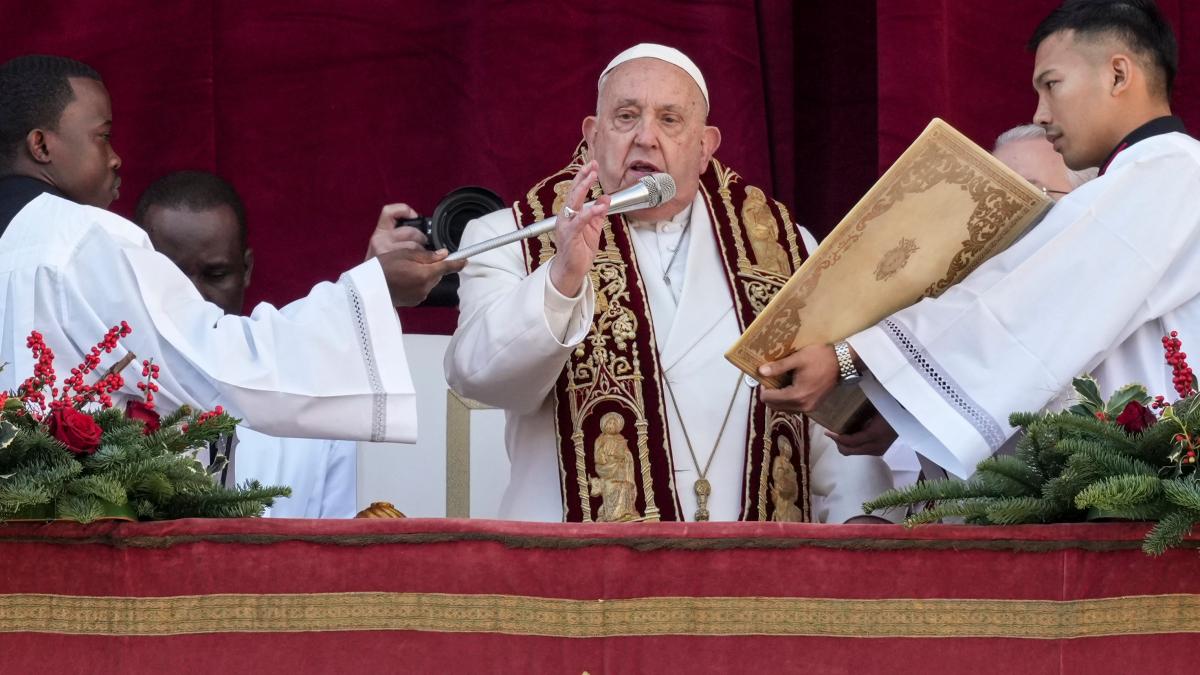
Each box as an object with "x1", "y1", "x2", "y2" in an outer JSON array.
[
  {"x1": 134, "y1": 171, "x2": 358, "y2": 517},
  {"x1": 445, "y1": 44, "x2": 896, "y2": 523},
  {"x1": 762, "y1": 0, "x2": 1200, "y2": 485},
  {"x1": 0, "y1": 55, "x2": 464, "y2": 444}
]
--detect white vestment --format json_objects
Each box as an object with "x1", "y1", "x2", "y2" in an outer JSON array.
[
  {"x1": 0, "y1": 193, "x2": 418, "y2": 443},
  {"x1": 848, "y1": 132, "x2": 1200, "y2": 478},
  {"x1": 235, "y1": 427, "x2": 357, "y2": 518},
  {"x1": 446, "y1": 192, "x2": 895, "y2": 522}
]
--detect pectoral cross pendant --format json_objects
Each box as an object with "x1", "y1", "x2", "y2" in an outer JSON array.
[{"x1": 693, "y1": 478, "x2": 711, "y2": 522}]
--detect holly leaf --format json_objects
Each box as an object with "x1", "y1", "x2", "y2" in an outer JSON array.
[
  {"x1": 1067, "y1": 403, "x2": 1094, "y2": 417},
  {"x1": 0, "y1": 420, "x2": 16, "y2": 449},
  {"x1": 1072, "y1": 376, "x2": 1105, "y2": 410},
  {"x1": 1105, "y1": 383, "x2": 1151, "y2": 417}
]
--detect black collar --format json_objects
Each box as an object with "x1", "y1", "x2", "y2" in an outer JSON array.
[
  {"x1": 1098, "y1": 115, "x2": 1189, "y2": 175},
  {"x1": 0, "y1": 175, "x2": 66, "y2": 235}
]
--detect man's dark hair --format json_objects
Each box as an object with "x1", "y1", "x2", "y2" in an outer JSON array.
[
  {"x1": 0, "y1": 55, "x2": 103, "y2": 172},
  {"x1": 135, "y1": 171, "x2": 248, "y2": 248},
  {"x1": 1028, "y1": 0, "x2": 1178, "y2": 99}
]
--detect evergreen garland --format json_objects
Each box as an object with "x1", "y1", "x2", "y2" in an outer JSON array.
[
  {"x1": 864, "y1": 355, "x2": 1200, "y2": 555},
  {"x1": 0, "y1": 324, "x2": 289, "y2": 524},
  {"x1": 0, "y1": 399, "x2": 289, "y2": 523}
]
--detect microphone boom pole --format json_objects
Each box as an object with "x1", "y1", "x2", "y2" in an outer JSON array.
[{"x1": 445, "y1": 173, "x2": 676, "y2": 261}]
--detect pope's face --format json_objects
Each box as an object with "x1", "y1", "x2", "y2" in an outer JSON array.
[
  {"x1": 1032, "y1": 31, "x2": 1121, "y2": 171},
  {"x1": 992, "y1": 137, "x2": 1076, "y2": 199},
  {"x1": 583, "y1": 58, "x2": 720, "y2": 222}
]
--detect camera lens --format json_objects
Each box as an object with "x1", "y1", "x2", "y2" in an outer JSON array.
[{"x1": 429, "y1": 186, "x2": 505, "y2": 252}]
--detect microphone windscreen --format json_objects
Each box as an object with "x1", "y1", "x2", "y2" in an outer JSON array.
[{"x1": 641, "y1": 173, "x2": 676, "y2": 207}]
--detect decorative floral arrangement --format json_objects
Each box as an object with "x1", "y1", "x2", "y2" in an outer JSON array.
[
  {"x1": 0, "y1": 323, "x2": 288, "y2": 523},
  {"x1": 865, "y1": 331, "x2": 1200, "y2": 555}
]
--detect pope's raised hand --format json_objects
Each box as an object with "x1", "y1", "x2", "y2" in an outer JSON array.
[{"x1": 549, "y1": 160, "x2": 611, "y2": 297}]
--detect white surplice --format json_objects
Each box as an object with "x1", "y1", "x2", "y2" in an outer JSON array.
[
  {"x1": 0, "y1": 193, "x2": 418, "y2": 443},
  {"x1": 445, "y1": 192, "x2": 896, "y2": 523},
  {"x1": 848, "y1": 131, "x2": 1200, "y2": 479},
  {"x1": 235, "y1": 427, "x2": 357, "y2": 518}
]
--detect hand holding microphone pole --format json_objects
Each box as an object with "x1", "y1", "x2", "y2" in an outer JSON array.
[
  {"x1": 445, "y1": 161, "x2": 677, "y2": 267},
  {"x1": 547, "y1": 161, "x2": 610, "y2": 297}
]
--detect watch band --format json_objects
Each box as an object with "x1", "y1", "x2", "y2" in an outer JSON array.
[{"x1": 834, "y1": 341, "x2": 860, "y2": 383}]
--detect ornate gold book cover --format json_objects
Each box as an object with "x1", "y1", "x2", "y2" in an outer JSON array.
[{"x1": 725, "y1": 118, "x2": 1053, "y2": 432}]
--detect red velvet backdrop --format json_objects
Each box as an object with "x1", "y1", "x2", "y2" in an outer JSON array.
[
  {"x1": 1, "y1": 2, "x2": 1196, "y2": 333},
  {"x1": 1, "y1": 0, "x2": 872, "y2": 333},
  {"x1": 876, "y1": 0, "x2": 1200, "y2": 170}
]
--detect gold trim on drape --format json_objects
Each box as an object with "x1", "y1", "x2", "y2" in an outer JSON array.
[{"x1": 3, "y1": 592, "x2": 1198, "y2": 639}]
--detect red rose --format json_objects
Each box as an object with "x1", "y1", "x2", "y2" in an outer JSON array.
[
  {"x1": 125, "y1": 400, "x2": 161, "y2": 435},
  {"x1": 1116, "y1": 400, "x2": 1157, "y2": 434},
  {"x1": 46, "y1": 407, "x2": 103, "y2": 455}
]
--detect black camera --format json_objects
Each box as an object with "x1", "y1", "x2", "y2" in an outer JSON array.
[
  {"x1": 397, "y1": 185, "x2": 504, "y2": 307},
  {"x1": 397, "y1": 185, "x2": 504, "y2": 253}
]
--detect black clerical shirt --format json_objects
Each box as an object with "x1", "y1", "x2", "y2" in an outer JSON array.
[
  {"x1": 1098, "y1": 115, "x2": 1190, "y2": 176},
  {"x1": 0, "y1": 175, "x2": 64, "y2": 235}
]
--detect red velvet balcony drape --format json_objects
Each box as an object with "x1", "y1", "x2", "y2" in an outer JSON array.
[{"x1": 1, "y1": 518, "x2": 1199, "y2": 674}]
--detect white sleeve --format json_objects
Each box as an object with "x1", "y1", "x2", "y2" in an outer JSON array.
[
  {"x1": 797, "y1": 224, "x2": 820, "y2": 256},
  {"x1": 7, "y1": 200, "x2": 417, "y2": 444},
  {"x1": 445, "y1": 209, "x2": 594, "y2": 414}
]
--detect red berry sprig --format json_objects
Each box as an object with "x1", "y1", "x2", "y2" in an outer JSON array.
[
  {"x1": 1163, "y1": 331, "x2": 1195, "y2": 400},
  {"x1": 52, "y1": 322, "x2": 132, "y2": 410},
  {"x1": 195, "y1": 405, "x2": 225, "y2": 425},
  {"x1": 135, "y1": 358, "x2": 161, "y2": 409},
  {"x1": 15, "y1": 323, "x2": 134, "y2": 417},
  {"x1": 182, "y1": 405, "x2": 226, "y2": 433},
  {"x1": 17, "y1": 330, "x2": 57, "y2": 410}
]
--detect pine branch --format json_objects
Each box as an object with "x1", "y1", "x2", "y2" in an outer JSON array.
[
  {"x1": 161, "y1": 480, "x2": 289, "y2": 519},
  {"x1": 1160, "y1": 479, "x2": 1200, "y2": 512},
  {"x1": 903, "y1": 499, "x2": 993, "y2": 526},
  {"x1": 54, "y1": 494, "x2": 105, "y2": 524},
  {"x1": 984, "y1": 496, "x2": 1068, "y2": 524},
  {"x1": 1049, "y1": 413, "x2": 1138, "y2": 451},
  {"x1": 64, "y1": 474, "x2": 127, "y2": 505},
  {"x1": 1075, "y1": 474, "x2": 1163, "y2": 511},
  {"x1": 1070, "y1": 444, "x2": 1160, "y2": 478},
  {"x1": 1008, "y1": 411, "x2": 1042, "y2": 429},
  {"x1": 1042, "y1": 468, "x2": 1100, "y2": 508},
  {"x1": 974, "y1": 455, "x2": 1043, "y2": 493},
  {"x1": 1088, "y1": 502, "x2": 1169, "y2": 522},
  {"x1": 864, "y1": 477, "x2": 990, "y2": 513},
  {"x1": 1143, "y1": 508, "x2": 1200, "y2": 556}
]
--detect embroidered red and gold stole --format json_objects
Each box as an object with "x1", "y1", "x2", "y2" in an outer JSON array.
[{"x1": 518, "y1": 146, "x2": 811, "y2": 522}]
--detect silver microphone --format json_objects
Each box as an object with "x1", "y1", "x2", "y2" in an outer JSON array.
[{"x1": 446, "y1": 172, "x2": 676, "y2": 261}]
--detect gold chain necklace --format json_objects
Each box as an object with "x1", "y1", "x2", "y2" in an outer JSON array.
[{"x1": 663, "y1": 374, "x2": 742, "y2": 521}]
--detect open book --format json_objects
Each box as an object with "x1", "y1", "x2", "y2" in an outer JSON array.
[{"x1": 726, "y1": 118, "x2": 1053, "y2": 433}]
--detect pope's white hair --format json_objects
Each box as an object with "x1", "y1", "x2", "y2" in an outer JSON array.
[{"x1": 993, "y1": 124, "x2": 1099, "y2": 189}]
